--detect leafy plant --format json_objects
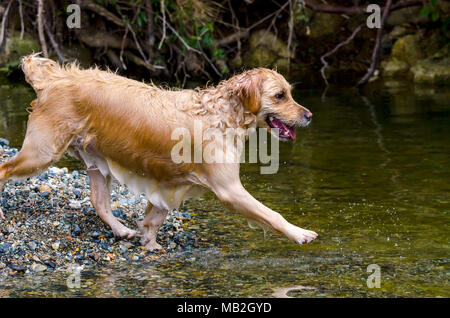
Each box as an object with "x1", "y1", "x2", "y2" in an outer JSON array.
[
  {"x1": 212, "y1": 48, "x2": 226, "y2": 61},
  {"x1": 420, "y1": 0, "x2": 441, "y2": 22},
  {"x1": 0, "y1": 60, "x2": 21, "y2": 75}
]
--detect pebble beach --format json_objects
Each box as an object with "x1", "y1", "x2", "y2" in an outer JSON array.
[{"x1": 0, "y1": 138, "x2": 200, "y2": 280}]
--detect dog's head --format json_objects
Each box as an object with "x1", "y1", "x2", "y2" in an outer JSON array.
[{"x1": 232, "y1": 68, "x2": 312, "y2": 141}]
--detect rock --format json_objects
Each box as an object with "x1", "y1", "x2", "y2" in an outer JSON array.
[
  {"x1": 72, "y1": 224, "x2": 82, "y2": 237},
  {"x1": 28, "y1": 241, "x2": 38, "y2": 251},
  {"x1": 391, "y1": 34, "x2": 424, "y2": 66},
  {"x1": 0, "y1": 243, "x2": 12, "y2": 254},
  {"x1": 44, "y1": 260, "x2": 56, "y2": 269},
  {"x1": 381, "y1": 58, "x2": 410, "y2": 77},
  {"x1": 0, "y1": 138, "x2": 9, "y2": 147},
  {"x1": 168, "y1": 242, "x2": 177, "y2": 249},
  {"x1": 31, "y1": 263, "x2": 47, "y2": 272},
  {"x1": 0, "y1": 142, "x2": 199, "y2": 274},
  {"x1": 49, "y1": 167, "x2": 66, "y2": 176},
  {"x1": 386, "y1": 6, "x2": 427, "y2": 26},
  {"x1": 40, "y1": 191, "x2": 50, "y2": 198},
  {"x1": 8, "y1": 263, "x2": 26, "y2": 272},
  {"x1": 91, "y1": 231, "x2": 102, "y2": 239},
  {"x1": 38, "y1": 184, "x2": 51, "y2": 193},
  {"x1": 410, "y1": 57, "x2": 450, "y2": 84},
  {"x1": 240, "y1": 30, "x2": 292, "y2": 74},
  {"x1": 119, "y1": 241, "x2": 133, "y2": 252},
  {"x1": 69, "y1": 201, "x2": 82, "y2": 209},
  {"x1": 73, "y1": 189, "x2": 82, "y2": 198},
  {"x1": 389, "y1": 26, "x2": 411, "y2": 40}
]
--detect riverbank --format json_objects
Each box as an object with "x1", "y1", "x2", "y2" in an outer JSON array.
[
  {"x1": 1, "y1": 1, "x2": 448, "y2": 87},
  {"x1": 0, "y1": 139, "x2": 200, "y2": 279}
]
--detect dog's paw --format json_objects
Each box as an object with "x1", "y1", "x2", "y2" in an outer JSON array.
[
  {"x1": 140, "y1": 232, "x2": 162, "y2": 251},
  {"x1": 286, "y1": 224, "x2": 318, "y2": 245},
  {"x1": 112, "y1": 226, "x2": 138, "y2": 240},
  {"x1": 141, "y1": 240, "x2": 163, "y2": 251}
]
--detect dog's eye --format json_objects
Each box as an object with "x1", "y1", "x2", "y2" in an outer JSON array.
[{"x1": 275, "y1": 92, "x2": 285, "y2": 100}]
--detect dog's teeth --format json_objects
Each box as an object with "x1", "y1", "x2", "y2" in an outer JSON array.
[{"x1": 269, "y1": 116, "x2": 274, "y2": 121}]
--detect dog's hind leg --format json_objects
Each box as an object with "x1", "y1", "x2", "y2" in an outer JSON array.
[
  {"x1": 0, "y1": 115, "x2": 71, "y2": 219},
  {"x1": 139, "y1": 202, "x2": 168, "y2": 251},
  {"x1": 87, "y1": 169, "x2": 137, "y2": 239}
]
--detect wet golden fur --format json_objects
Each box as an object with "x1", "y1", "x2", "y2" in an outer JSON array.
[{"x1": 0, "y1": 54, "x2": 318, "y2": 250}]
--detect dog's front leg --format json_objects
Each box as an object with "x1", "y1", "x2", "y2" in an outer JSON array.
[
  {"x1": 205, "y1": 166, "x2": 317, "y2": 245},
  {"x1": 217, "y1": 182, "x2": 317, "y2": 244}
]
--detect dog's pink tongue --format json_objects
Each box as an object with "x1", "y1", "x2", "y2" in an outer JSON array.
[
  {"x1": 271, "y1": 117, "x2": 296, "y2": 139},
  {"x1": 288, "y1": 126, "x2": 296, "y2": 139}
]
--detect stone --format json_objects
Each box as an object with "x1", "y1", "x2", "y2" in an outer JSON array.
[
  {"x1": 38, "y1": 184, "x2": 51, "y2": 193},
  {"x1": 240, "y1": 30, "x2": 292, "y2": 74},
  {"x1": 72, "y1": 224, "x2": 82, "y2": 237},
  {"x1": 391, "y1": 34, "x2": 424, "y2": 66},
  {"x1": 389, "y1": 26, "x2": 411, "y2": 40},
  {"x1": 31, "y1": 263, "x2": 47, "y2": 272},
  {"x1": 0, "y1": 138, "x2": 9, "y2": 147},
  {"x1": 168, "y1": 242, "x2": 177, "y2": 249},
  {"x1": 386, "y1": 6, "x2": 426, "y2": 26},
  {"x1": 410, "y1": 57, "x2": 450, "y2": 84},
  {"x1": 381, "y1": 57, "x2": 410, "y2": 77},
  {"x1": 69, "y1": 201, "x2": 82, "y2": 209},
  {"x1": 28, "y1": 241, "x2": 38, "y2": 251},
  {"x1": 0, "y1": 243, "x2": 12, "y2": 254}
]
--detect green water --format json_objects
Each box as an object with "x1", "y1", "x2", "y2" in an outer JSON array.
[{"x1": 0, "y1": 81, "x2": 449, "y2": 297}]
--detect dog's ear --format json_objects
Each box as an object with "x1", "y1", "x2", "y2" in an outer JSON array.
[{"x1": 235, "y1": 72, "x2": 262, "y2": 114}]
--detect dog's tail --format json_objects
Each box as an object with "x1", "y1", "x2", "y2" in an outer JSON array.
[{"x1": 21, "y1": 53, "x2": 61, "y2": 92}]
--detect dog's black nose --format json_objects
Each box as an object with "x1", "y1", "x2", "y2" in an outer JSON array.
[{"x1": 304, "y1": 111, "x2": 313, "y2": 121}]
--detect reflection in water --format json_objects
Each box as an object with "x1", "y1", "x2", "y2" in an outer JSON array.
[
  {"x1": 362, "y1": 95, "x2": 399, "y2": 185},
  {"x1": 272, "y1": 285, "x2": 316, "y2": 298},
  {"x1": 0, "y1": 82, "x2": 449, "y2": 297}
]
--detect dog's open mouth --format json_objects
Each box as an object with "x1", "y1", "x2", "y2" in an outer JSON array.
[{"x1": 266, "y1": 115, "x2": 296, "y2": 140}]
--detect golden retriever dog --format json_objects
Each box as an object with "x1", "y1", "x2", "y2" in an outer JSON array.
[{"x1": 0, "y1": 54, "x2": 317, "y2": 250}]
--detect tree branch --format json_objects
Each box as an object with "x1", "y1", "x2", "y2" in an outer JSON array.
[
  {"x1": 78, "y1": 0, "x2": 126, "y2": 27},
  {"x1": 357, "y1": 0, "x2": 393, "y2": 86},
  {"x1": 0, "y1": 0, "x2": 12, "y2": 48},
  {"x1": 303, "y1": 0, "x2": 422, "y2": 15},
  {"x1": 37, "y1": 0, "x2": 48, "y2": 57},
  {"x1": 320, "y1": 24, "x2": 363, "y2": 85},
  {"x1": 45, "y1": 22, "x2": 65, "y2": 62}
]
